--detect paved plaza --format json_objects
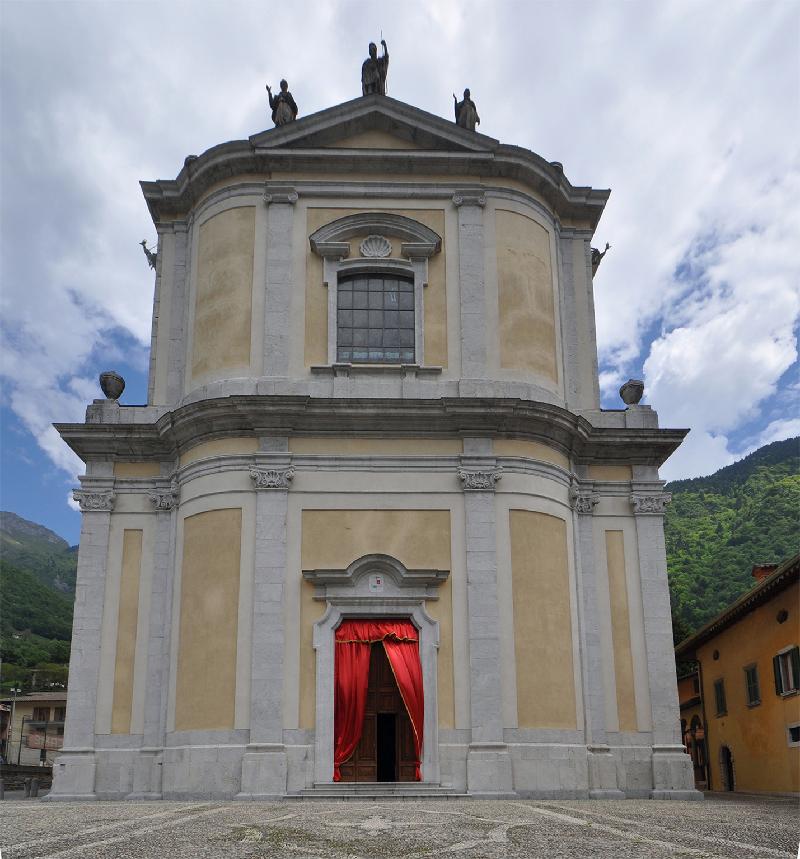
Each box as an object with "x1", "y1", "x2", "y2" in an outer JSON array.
[{"x1": 0, "y1": 794, "x2": 797, "y2": 858}]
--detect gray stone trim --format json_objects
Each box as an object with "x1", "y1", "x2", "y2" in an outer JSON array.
[
  {"x1": 262, "y1": 185, "x2": 297, "y2": 378},
  {"x1": 308, "y1": 555, "x2": 446, "y2": 785},
  {"x1": 49, "y1": 507, "x2": 114, "y2": 799},
  {"x1": 458, "y1": 469, "x2": 502, "y2": 491},
  {"x1": 56, "y1": 397, "x2": 688, "y2": 466},
  {"x1": 454, "y1": 193, "x2": 488, "y2": 379},
  {"x1": 309, "y1": 364, "x2": 443, "y2": 378},
  {"x1": 569, "y1": 479, "x2": 599, "y2": 514},
  {"x1": 630, "y1": 492, "x2": 672, "y2": 515},
  {"x1": 146, "y1": 232, "x2": 165, "y2": 405},
  {"x1": 249, "y1": 466, "x2": 294, "y2": 489},
  {"x1": 164, "y1": 220, "x2": 189, "y2": 405},
  {"x1": 73, "y1": 489, "x2": 116, "y2": 512},
  {"x1": 309, "y1": 211, "x2": 441, "y2": 255},
  {"x1": 148, "y1": 480, "x2": 179, "y2": 510}
]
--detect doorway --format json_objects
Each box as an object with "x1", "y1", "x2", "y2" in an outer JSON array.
[
  {"x1": 720, "y1": 745, "x2": 735, "y2": 791},
  {"x1": 338, "y1": 643, "x2": 416, "y2": 782}
]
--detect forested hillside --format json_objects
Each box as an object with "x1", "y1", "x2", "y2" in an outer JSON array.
[
  {"x1": 0, "y1": 512, "x2": 76, "y2": 688},
  {"x1": 665, "y1": 437, "x2": 799, "y2": 632}
]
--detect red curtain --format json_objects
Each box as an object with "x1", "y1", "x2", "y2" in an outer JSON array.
[{"x1": 333, "y1": 618, "x2": 424, "y2": 782}]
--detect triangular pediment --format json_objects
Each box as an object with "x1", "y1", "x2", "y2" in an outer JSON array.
[{"x1": 249, "y1": 94, "x2": 499, "y2": 153}]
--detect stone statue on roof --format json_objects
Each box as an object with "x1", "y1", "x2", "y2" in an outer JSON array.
[
  {"x1": 591, "y1": 242, "x2": 611, "y2": 276},
  {"x1": 362, "y1": 39, "x2": 389, "y2": 95},
  {"x1": 453, "y1": 89, "x2": 480, "y2": 131},
  {"x1": 267, "y1": 80, "x2": 298, "y2": 126}
]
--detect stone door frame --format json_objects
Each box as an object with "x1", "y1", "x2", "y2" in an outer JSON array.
[{"x1": 304, "y1": 554, "x2": 448, "y2": 785}]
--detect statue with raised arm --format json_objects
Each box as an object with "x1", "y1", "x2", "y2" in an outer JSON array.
[
  {"x1": 591, "y1": 242, "x2": 611, "y2": 276},
  {"x1": 361, "y1": 39, "x2": 389, "y2": 95},
  {"x1": 453, "y1": 88, "x2": 480, "y2": 131},
  {"x1": 266, "y1": 79, "x2": 298, "y2": 126}
]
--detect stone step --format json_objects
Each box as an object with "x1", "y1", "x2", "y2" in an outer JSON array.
[{"x1": 290, "y1": 782, "x2": 467, "y2": 801}]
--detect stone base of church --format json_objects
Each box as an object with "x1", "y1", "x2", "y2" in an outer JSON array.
[{"x1": 48, "y1": 734, "x2": 699, "y2": 801}]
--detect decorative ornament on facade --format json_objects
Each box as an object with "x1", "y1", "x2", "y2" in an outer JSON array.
[
  {"x1": 458, "y1": 469, "x2": 502, "y2": 491},
  {"x1": 99, "y1": 370, "x2": 125, "y2": 401},
  {"x1": 73, "y1": 489, "x2": 116, "y2": 512},
  {"x1": 619, "y1": 378, "x2": 644, "y2": 406},
  {"x1": 250, "y1": 467, "x2": 295, "y2": 490},
  {"x1": 139, "y1": 239, "x2": 157, "y2": 270},
  {"x1": 569, "y1": 482, "x2": 600, "y2": 514},
  {"x1": 630, "y1": 492, "x2": 672, "y2": 514},
  {"x1": 149, "y1": 482, "x2": 179, "y2": 510},
  {"x1": 359, "y1": 235, "x2": 392, "y2": 258},
  {"x1": 263, "y1": 185, "x2": 299, "y2": 206},
  {"x1": 452, "y1": 190, "x2": 486, "y2": 208}
]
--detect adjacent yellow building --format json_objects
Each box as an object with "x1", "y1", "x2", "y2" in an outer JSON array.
[{"x1": 676, "y1": 555, "x2": 800, "y2": 794}]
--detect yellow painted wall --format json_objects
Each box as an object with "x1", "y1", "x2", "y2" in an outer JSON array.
[
  {"x1": 299, "y1": 509, "x2": 452, "y2": 728},
  {"x1": 111, "y1": 530, "x2": 143, "y2": 734},
  {"x1": 191, "y1": 206, "x2": 255, "y2": 382},
  {"x1": 496, "y1": 209, "x2": 557, "y2": 381},
  {"x1": 179, "y1": 437, "x2": 258, "y2": 467},
  {"x1": 493, "y1": 439, "x2": 569, "y2": 469},
  {"x1": 509, "y1": 510, "x2": 577, "y2": 728},
  {"x1": 289, "y1": 437, "x2": 462, "y2": 456},
  {"x1": 605, "y1": 530, "x2": 638, "y2": 732},
  {"x1": 175, "y1": 509, "x2": 242, "y2": 731},
  {"x1": 305, "y1": 208, "x2": 447, "y2": 368},
  {"x1": 698, "y1": 579, "x2": 800, "y2": 793},
  {"x1": 113, "y1": 462, "x2": 161, "y2": 478},
  {"x1": 588, "y1": 465, "x2": 632, "y2": 481}
]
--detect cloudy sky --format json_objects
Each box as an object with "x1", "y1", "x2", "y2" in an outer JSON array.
[{"x1": 2, "y1": 0, "x2": 798, "y2": 543}]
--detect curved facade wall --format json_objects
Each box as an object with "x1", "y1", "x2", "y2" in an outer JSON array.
[{"x1": 52, "y1": 96, "x2": 696, "y2": 802}]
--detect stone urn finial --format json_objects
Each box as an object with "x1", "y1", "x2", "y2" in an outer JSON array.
[
  {"x1": 99, "y1": 370, "x2": 125, "y2": 401},
  {"x1": 619, "y1": 378, "x2": 644, "y2": 406}
]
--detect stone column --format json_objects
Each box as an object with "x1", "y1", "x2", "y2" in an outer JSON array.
[
  {"x1": 630, "y1": 481, "x2": 699, "y2": 799},
  {"x1": 236, "y1": 441, "x2": 292, "y2": 799},
  {"x1": 458, "y1": 441, "x2": 513, "y2": 797},
  {"x1": 570, "y1": 480, "x2": 624, "y2": 798},
  {"x1": 263, "y1": 186, "x2": 298, "y2": 379},
  {"x1": 127, "y1": 479, "x2": 179, "y2": 799},
  {"x1": 453, "y1": 190, "x2": 487, "y2": 381},
  {"x1": 48, "y1": 479, "x2": 115, "y2": 800}
]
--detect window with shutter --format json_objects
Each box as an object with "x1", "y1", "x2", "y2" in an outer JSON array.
[
  {"x1": 713, "y1": 678, "x2": 727, "y2": 716},
  {"x1": 775, "y1": 646, "x2": 800, "y2": 696},
  {"x1": 743, "y1": 664, "x2": 760, "y2": 706}
]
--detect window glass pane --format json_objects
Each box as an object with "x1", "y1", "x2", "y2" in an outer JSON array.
[{"x1": 337, "y1": 273, "x2": 414, "y2": 363}]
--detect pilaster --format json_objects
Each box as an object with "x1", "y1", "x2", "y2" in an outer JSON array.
[
  {"x1": 453, "y1": 190, "x2": 487, "y2": 380},
  {"x1": 127, "y1": 480, "x2": 179, "y2": 799},
  {"x1": 165, "y1": 220, "x2": 189, "y2": 405},
  {"x1": 630, "y1": 480, "x2": 699, "y2": 799},
  {"x1": 570, "y1": 478, "x2": 624, "y2": 799},
  {"x1": 236, "y1": 439, "x2": 292, "y2": 799},
  {"x1": 263, "y1": 185, "x2": 298, "y2": 379},
  {"x1": 459, "y1": 439, "x2": 513, "y2": 797},
  {"x1": 48, "y1": 480, "x2": 115, "y2": 801}
]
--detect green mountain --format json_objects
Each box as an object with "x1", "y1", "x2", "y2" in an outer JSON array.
[
  {"x1": 1, "y1": 511, "x2": 77, "y2": 594},
  {"x1": 665, "y1": 436, "x2": 800, "y2": 633},
  {"x1": 0, "y1": 513, "x2": 76, "y2": 688}
]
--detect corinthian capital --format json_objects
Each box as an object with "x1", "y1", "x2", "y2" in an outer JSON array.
[
  {"x1": 73, "y1": 489, "x2": 116, "y2": 512},
  {"x1": 630, "y1": 492, "x2": 672, "y2": 515},
  {"x1": 458, "y1": 469, "x2": 501, "y2": 491},
  {"x1": 250, "y1": 466, "x2": 294, "y2": 490}
]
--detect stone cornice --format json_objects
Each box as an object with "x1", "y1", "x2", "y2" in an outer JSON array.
[
  {"x1": 140, "y1": 95, "x2": 609, "y2": 229},
  {"x1": 55, "y1": 396, "x2": 688, "y2": 466}
]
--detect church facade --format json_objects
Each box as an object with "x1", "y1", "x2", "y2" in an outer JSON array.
[{"x1": 49, "y1": 94, "x2": 698, "y2": 800}]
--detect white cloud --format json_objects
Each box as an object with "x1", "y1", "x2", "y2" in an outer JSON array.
[{"x1": 0, "y1": 0, "x2": 798, "y2": 497}]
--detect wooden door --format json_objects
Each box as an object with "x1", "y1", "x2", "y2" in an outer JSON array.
[{"x1": 338, "y1": 642, "x2": 417, "y2": 782}]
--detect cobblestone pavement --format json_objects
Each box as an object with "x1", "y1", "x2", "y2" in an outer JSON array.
[{"x1": 0, "y1": 793, "x2": 797, "y2": 858}]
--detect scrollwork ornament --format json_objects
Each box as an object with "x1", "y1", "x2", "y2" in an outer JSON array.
[
  {"x1": 452, "y1": 191, "x2": 486, "y2": 209},
  {"x1": 629, "y1": 493, "x2": 672, "y2": 514},
  {"x1": 73, "y1": 489, "x2": 116, "y2": 512},
  {"x1": 570, "y1": 487, "x2": 600, "y2": 514},
  {"x1": 149, "y1": 482, "x2": 179, "y2": 510},
  {"x1": 458, "y1": 469, "x2": 501, "y2": 491},
  {"x1": 250, "y1": 467, "x2": 295, "y2": 490}
]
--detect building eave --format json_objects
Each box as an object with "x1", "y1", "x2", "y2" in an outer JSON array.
[
  {"x1": 140, "y1": 95, "x2": 610, "y2": 230},
  {"x1": 54, "y1": 396, "x2": 686, "y2": 466},
  {"x1": 675, "y1": 553, "x2": 800, "y2": 659}
]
